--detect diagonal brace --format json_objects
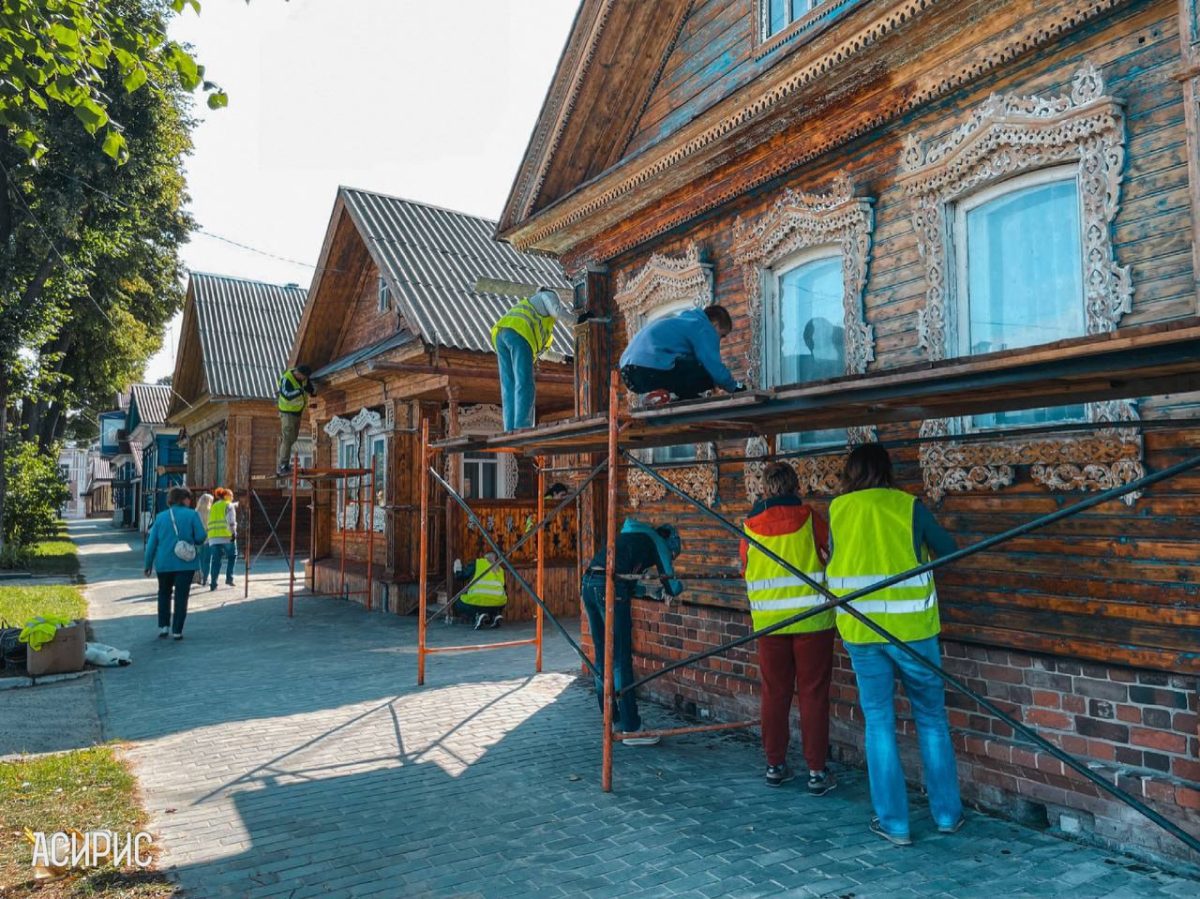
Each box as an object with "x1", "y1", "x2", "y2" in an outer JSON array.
[
  {"x1": 622, "y1": 449, "x2": 1200, "y2": 855},
  {"x1": 251, "y1": 488, "x2": 292, "y2": 563}
]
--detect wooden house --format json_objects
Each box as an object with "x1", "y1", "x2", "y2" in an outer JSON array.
[
  {"x1": 292, "y1": 187, "x2": 579, "y2": 617},
  {"x1": 168, "y1": 273, "x2": 311, "y2": 550},
  {"x1": 112, "y1": 383, "x2": 182, "y2": 533},
  {"x1": 499, "y1": 0, "x2": 1200, "y2": 860}
]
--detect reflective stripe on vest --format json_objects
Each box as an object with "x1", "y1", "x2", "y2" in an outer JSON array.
[
  {"x1": 207, "y1": 500, "x2": 232, "y2": 539},
  {"x1": 490, "y1": 298, "x2": 556, "y2": 356},
  {"x1": 461, "y1": 564, "x2": 506, "y2": 608},
  {"x1": 743, "y1": 517, "x2": 833, "y2": 635},
  {"x1": 277, "y1": 369, "x2": 307, "y2": 413},
  {"x1": 826, "y1": 488, "x2": 939, "y2": 645}
]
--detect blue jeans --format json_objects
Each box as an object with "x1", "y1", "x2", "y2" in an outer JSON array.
[
  {"x1": 581, "y1": 576, "x2": 640, "y2": 733},
  {"x1": 844, "y1": 637, "x2": 962, "y2": 837},
  {"x1": 208, "y1": 542, "x2": 236, "y2": 586},
  {"x1": 495, "y1": 327, "x2": 535, "y2": 431}
]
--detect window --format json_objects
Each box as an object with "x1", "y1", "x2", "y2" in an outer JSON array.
[
  {"x1": 462, "y1": 451, "x2": 499, "y2": 499},
  {"x1": 765, "y1": 248, "x2": 846, "y2": 449},
  {"x1": 369, "y1": 434, "x2": 386, "y2": 506},
  {"x1": 214, "y1": 433, "x2": 226, "y2": 486},
  {"x1": 763, "y1": 0, "x2": 830, "y2": 39},
  {"x1": 644, "y1": 299, "x2": 700, "y2": 464},
  {"x1": 377, "y1": 276, "x2": 390, "y2": 312},
  {"x1": 337, "y1": 436, "x2": 358, "y2": 525},
  {"x1": 953, "y1": 168, "x2": 1086, "y2": 429}
]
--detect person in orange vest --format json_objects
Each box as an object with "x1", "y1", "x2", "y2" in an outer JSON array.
[
  {"x1": 827, "y1": 443, "x2": 963, "y2": 845},
  {"x1": 741, "y1": 461, "x2": 836, "y2": 794}
]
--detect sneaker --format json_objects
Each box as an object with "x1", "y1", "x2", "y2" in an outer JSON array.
[
  {"x1": 490, "y1": 614, "x2": 503, "y2": 629},
  {"x1": 938, "y1": 816, "x2": 966, "y2": 834},
  {"x1": 171, "y1": 633, "x2": 184, "y2": 641},
  {"x1": 869, "y1": 817, "x2": 912, "y2": 846},
  {"x1": 158, "y1": 627, "x2": 170, "y2": 638},
  {"x1": 622, "y1": 733, "x2": 661, "y2": 746},
  {"x1": 807, "y1": 769, "x2": 837, "y2": 796},
  {"x1": 473, "y1": 612, "x2": 490, "y2": 630},
  {"x1": 275, "y1": 464, "x2": 291, "y2": 477},
  {"x1": 640, "y1": 389, "x2": 672, "y2": 409},
  {"x1": 225, "y1": 579, "x2": 235, "y2": 587},
  {"x1": 765, "y1": 764, "x2": 794, "y2": 787},
  {"x1": 209, "y1": 583, "x2": 217, "y2": 592}
]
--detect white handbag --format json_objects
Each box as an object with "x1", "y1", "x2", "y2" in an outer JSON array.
[{"x1": 168, "y1": 507, "x2": 197, "y2": 563}]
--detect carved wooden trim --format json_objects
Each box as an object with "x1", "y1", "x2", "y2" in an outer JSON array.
[
  {"x1": 440, "y1": 404, "x2": 518, "y2": 499},
  {"x1": 904, "y1": 64, "x2": 1144, "y2": 503},
  {"x1": 752, "y1": 0, "x2": 868, "y2": 60},
  {"x1": 627, "y1": 442, "x2": 719, "y2": 509}
]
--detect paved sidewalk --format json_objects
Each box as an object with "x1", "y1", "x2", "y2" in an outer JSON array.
[{"x1": 74, "y1": 520, "x2": 1198, "y2": 898}]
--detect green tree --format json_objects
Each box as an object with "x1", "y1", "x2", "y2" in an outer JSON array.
[{"x1": 2, "y1": 441, "x2": 69, "y2": 549}]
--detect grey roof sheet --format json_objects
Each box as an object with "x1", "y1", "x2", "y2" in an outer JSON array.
[
  {"x1": 191, "y1": 273, "x2": 307, "y2": 399},
  {"x1": 130, "y1": 384, "x2": 171, "y2": 426},
  {"x1": 312, "y1": 329, "x2": 419, "y2": 381},
  {"x1": 340, "y1": 188, "x2": 572, "y2": 356}
]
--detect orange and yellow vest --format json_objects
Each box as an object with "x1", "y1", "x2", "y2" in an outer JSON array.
[{"x1": 742, "y1": 502, "x2": 833, "y2": 635}]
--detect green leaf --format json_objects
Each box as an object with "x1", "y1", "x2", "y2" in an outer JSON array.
[
  {"x1": 122, "y1": 65, "x2": 147, "y2": 93},
  {"x1": 72, "y1": 96, "x2": 108, "y2": 133},
  {"x1": 101, "y1": 129, "x2": 128, "y2": 164},
  {"x1": 206, "y1": 89, "x2": 228, "y2": 110},
  {"x1": 48, "y1": 23, "x2": 81, "y2": 48}
]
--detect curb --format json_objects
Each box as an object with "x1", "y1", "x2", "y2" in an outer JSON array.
[{"x1": 0, "y1": 668, "x2": 96, "y2": 691}]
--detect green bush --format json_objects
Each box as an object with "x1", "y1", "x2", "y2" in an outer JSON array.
[{"x1": 3, "y1": 442, "x2": 70, "y2": 549}]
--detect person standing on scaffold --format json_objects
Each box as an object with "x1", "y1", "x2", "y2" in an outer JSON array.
[{"x1": 581, "y1": 519, "x2": 683, "y2": 746}]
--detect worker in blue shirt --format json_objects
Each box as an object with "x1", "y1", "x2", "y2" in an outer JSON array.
[{"x1": 619, "y1": 305, "x2": 744, "y2": 405}]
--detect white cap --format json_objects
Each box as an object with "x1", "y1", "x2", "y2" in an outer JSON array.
[{"x1": 531, "y1": 288, "x2": 564, "y2": 319}]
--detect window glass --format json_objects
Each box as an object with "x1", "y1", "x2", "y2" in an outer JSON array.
[
  {"x1": 643, "y1": 299, "x2": 701, "y2": 465},
  {"x1": 959, "y1": 176, "x2": 1085, "y2": 429},
  {"x1": 765, "y1": 0, "x2": 827, "y2": 38},
  {"x1": 371, "y1": 435, "x2": 386, "y2": 505},
  {"x1": 463, "y1": 451, "x2": 499, "y2": 500}
]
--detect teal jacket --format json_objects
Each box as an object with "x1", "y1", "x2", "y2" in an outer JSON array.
[
  {"x1": 620, "y1": 518, "x2": 682, "y2": 598},
  {"x1": 144, "y1": 506, "x2": 207, "y2": 573}
]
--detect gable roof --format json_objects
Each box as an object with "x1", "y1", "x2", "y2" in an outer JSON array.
[
  {"x1": 189, "y1": 273, "x2": 307, "y2": 399},
  {"x1": 339, "y1": 188, "x2": 572, "y2": 355},
  {"x1": 129, "y1": 383, "x2": 171, "y2": 428}
]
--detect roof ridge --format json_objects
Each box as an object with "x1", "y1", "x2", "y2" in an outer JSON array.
[
  {"x1": 190, "y1": 271, "x2": 307, "y2": 291},
  {"x1": 339, "y1": 185, "x2": 500, "y2": 227}
]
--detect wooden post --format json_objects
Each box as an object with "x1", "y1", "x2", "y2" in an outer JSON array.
[
  {"x1": 288, "y1": 456, "x2": 298, "y2": 617},
  {"x1": 418, "y1": 418, "x2": 430, "y2": 686},
  {"x1": 366, "y1": 463, "x2": 375, "y2": 613},
  {"x1": 445, "y1": 388, "x2": 460, "y2": 602},
  {"x1": 536, "y1": 455, "x2": 546, "y2": 673},
  {"x1": 602, "y1": 371, "x2": 619, "y2": 792},
  {"x1": 244, "y1": 487, "x2": 252, "y2": 600}
]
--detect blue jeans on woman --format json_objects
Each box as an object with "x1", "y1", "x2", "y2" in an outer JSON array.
[
  {"x1": 581, "y1": 576, "x2": 641, "y2": 734},
  {"x1": 495, "y1": 327, "x2": 535, "y2": 431},
  {"x1": 844, "y1": 636, "x2": 962, "y2": 838},
  {"x1": 208, "y1": 542, "x2": 236, "y2": 586}
]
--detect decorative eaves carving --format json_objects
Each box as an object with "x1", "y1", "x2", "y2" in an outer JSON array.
[{"x1": 627, "y1": 442, "x2": 719, "y2": 509}]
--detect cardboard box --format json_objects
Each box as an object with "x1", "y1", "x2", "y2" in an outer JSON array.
[{"x1": 26, "y1": 621, "x2": 86, "y2": 677}]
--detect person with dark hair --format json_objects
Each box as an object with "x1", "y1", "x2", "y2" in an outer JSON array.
[
  {"x1": 276, "y1": 363, "x2": 316, "y2": 475},
  {"x1": 144, "y1": 486, "x2": 206, "y2": 640},
  {"x1": 544, "y1": 482, "x2": 570, "y2": 499},
  {"x1": 619, "y1": 305, "x2": 744, "y2": 405},
  {"x1": 581, "y1": 518, "x2": 683, "y2": 746},
  {"x1": 452, "y1": 552, "x2": 507, "y2": 629},
  {"x1": 491, "y1": 288, "x2": 565, "y2": 431},
  {"x1": 827, "y1": 443, "x2": 962, "y2": 845},
  {"x1": 741, "y1": 461, "x2": 836, "y2": 793}
]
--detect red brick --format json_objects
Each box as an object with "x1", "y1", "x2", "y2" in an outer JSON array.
[
  {"x1": 1025, "y1": 708, "x2": 1072, "y2": 730},
  {"x1": 1060, "y1": 735, "x2": 1089, "y2": 756},
  {"x1": 1012, "y1": 747, "x2": 1038, "y2": 770},
  {"x1": 1172, "y1": 757, "x2": 1200, "y2": 783},
  {"x1": 1145, "y1": 778, "x2": 1176, "y2": 802},
  {"x1": 1031, "y1": 690, "x2": 1061, "y2": 709},
  {"x1": 1115, "y1": 704, "x2": 1141, "y2": 724},
  {"x1": 1109, "y1": 668, "x2": 1137, "y2": 683},
  {"x1": 979, "y1": 663, "x2": 1025, "y2": 685},
  {"x1": 1086, "y1": 739, "x2": 1117, "y2": 761},
  {"x1": 1172, "y1": 711, "x2": 1199, "y2": 734},
  {"x1": 1131, "y1": 727, "x2": 1187, "y2": 754},
  {"x1": 1175, "y1": 785, "x2": 1200, "y2": 811},
  {"x1": 1062, "y1": 695, "x2": 1086, "y2": 714}
]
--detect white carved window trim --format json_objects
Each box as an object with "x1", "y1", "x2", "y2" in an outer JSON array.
[
  {"x1": 442, "y1": 404, "x2": 517, "y2": 500},
  {"x1": 732, "y1": 174, "x2": 876, "y2": 498},
  {"x1": 325, "y1": 408, "x2": 387, "y2": 531},
  {"x1": 902, "y1": 63, "x2": 1143, "y2": 504},
  {"x1": 613, "y1": 242, "x2": 719, "y2": 508}
]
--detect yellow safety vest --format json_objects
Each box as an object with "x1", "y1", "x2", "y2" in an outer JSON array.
[
  {"x1": 490, "y1": 298, "x2": 556, "y2": 357},
  {"x1": 827, "y1": 488, "x2": 939, "y2": 645},
  {"x1": 207, "y1": 500, "x2": 232, "y2": 539},
  {"x1": 743, "y1": 516, "x2": 832, "y2": 635},
  {"x1": 277, "y1": 369, "x2": 307, "y2": 414},
  {"x1": 461, "y1": 562, "x2": 506, "y2": 608}
]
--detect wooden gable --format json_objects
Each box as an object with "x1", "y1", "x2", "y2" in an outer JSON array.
[{"x1": 169, "y1": 281, "x2": 206, "y2": 417}]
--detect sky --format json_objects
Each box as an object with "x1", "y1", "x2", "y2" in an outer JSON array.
[{"x1": 143, "y1": 0, "x2": 577, "y2": 382}]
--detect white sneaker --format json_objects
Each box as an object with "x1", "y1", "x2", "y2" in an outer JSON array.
[
  {"x1": 158, "y1": 627, "x2": 170, "y2": 638},
  {"x1": 490, "y1": 614, "x2": 503, "y2": 629},
  {"x1": 473, "y1": 613, "x2": 489, "y2": 630},
  {"x1": 622, "y1": 734, "x2": 660, "y2": 746}
]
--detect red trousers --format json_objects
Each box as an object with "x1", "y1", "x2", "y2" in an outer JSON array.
[{"x1": 758, "y1": 629, "x2": 834, "y2": 771}]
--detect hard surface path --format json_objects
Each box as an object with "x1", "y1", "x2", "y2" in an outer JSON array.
[{"x1": 72, "y1": 520, "x2": 1198, "y2": 898}]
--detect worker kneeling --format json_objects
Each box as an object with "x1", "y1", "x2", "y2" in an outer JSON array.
[
  {"x1": 581, "y1": 519, "x2": 682, "y2": 746},
  {"x1": 618, "y1": 304, "x2": 744, "y2": 406},
  {"x1": 828, "y1": 444, "x2": 963, "y2": 846},
  {"x1": 453, "y1": 553, "x2": 507, "y2": 630},
  {"x1": 742, "y1": 462, "x2": 836, "y2": 795}
]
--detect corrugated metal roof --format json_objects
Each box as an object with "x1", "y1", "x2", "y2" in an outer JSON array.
[
  {"x1": 129, "y1": 384, "x2": 171, "y2": 426},
  {"x1": 312, "y1": 329, "x2": 419, "y2": 381},
  {"x1": 191, "y1": 273, "x2": 308, "y2": 399},
  {"x1": 340, "y1": 188, "x2": 573, "y2": 356}
]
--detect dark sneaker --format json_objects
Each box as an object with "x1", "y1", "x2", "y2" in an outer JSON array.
[
  {"x1": 869, "y1": 817, "x2": 912, "y2": 846},
  {"x1": 225, "y1": 579, "x2": 235, "y2": 587},
  {"x1": 490, "y1": 614, "x2": 503, "y2": 629},
  {"x1": 765, "y1": 764, "x2": 794, "y2": 787},
  {"x1": 275, "y1": 465, "x2": 291, "y2": 477},
  {"x1": 171, "y1": 633, "x2": 184, "y2": 641},
  {"x1": 473, "y1": 612, "x2": 489, "y2": 630},
  {"x1": 938, "y1": 817, "x2": 966, "y2": 834},
  {"x1": 158, "y1": 627, "x2": 169, "y2": 638},
  {"x1": 209, "y1": 583, "x2": 217, "y2": 591},
  {"x1": 807, "y1": 769, "x2": 837, "y2": 796}
]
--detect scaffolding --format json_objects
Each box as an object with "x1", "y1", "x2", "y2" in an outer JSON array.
[{"x1": 423, "y1": 319, "x2": 1200, "y2": 856}]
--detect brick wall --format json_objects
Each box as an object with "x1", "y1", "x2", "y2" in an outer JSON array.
[{"x1": 581, "y1": 603, "x2": 1200, "y2": 864}]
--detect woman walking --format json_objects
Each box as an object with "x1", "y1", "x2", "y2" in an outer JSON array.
[
  {"x1": 206, "y1": 487, "x2": 238, "y2": 589},
  {"x1": 144, "y1": 486, "x2": 207, "y2": 640},
  {"x1": 826, "y1": 444, "x2": 963, "y2": 845},
  {"x1": 193, "y1": 492, "x2": 214, "y2": 585}
]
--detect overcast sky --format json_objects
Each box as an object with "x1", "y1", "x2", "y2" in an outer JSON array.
[{"x1": 144, "y1": 0, "x2": 576, "y2": 382}]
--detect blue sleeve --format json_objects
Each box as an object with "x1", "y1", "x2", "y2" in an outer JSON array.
[
  {"x1": 144, "y1": 518, "x2": 158, "y2": 571},
  {"x1": 689, "y1": 320, "x2": 737, "y2": 392},
  {"x1": 651, "y1": 536, "x2": 683, "y2": 597},
  {"x1": 913, "y1": 501, "x2": 956, "y2": 559},
  {"x1": 278, "y1": 374, "x2": 303, "y2": 399}
]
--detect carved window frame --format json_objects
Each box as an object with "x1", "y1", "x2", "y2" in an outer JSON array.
[
  {"x1": 324, "y1": 408, "x2": 388, "y2": 531},
  {"x1": 752, "y1": 0, "x2": 867, "y2": 60},
  {"x1": 902, "y1": 63, "x2": 1143, "y2": 504},
  {"x1": 441, "y1": 404, "x2": 517, "y2": 500},
  {"x1": 732, "y1": 174, "x2": 876, "y2": 498},
  {"x1": 614, "y1": 242, "x2": 719, "y2": 508}
]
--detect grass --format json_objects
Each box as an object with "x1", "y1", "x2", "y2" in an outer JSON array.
[
  {"x1": 0, "y1": 747, "x2": 176, "y2": 897},
  {"x1": 26, "y1": 523, "x2": 80, "y2": 577},
  {"x1": 0, "y1": 585, "x2": 88, "y2": 631}
]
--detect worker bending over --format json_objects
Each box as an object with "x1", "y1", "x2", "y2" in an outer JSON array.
[
  {"x1": 827, "y1": 443, "x2": 963, "y2": 846},
  {"x1": 581, "y1": 519, "x2": 682, "y2": 746},
  {"x1": 742, "y1": 461, "x2": 836, "y2": 794},
  {"x1": 453, "y1": 553, "x2": 507, "y2": 629},
  {"x1": 276, "y1": 364, "x2": 315, "y2": 475},
  {"x1": 490, "y1": 289, "x2": 564, "y2": 431},
  {"x1": 619, "y1": 304, "x2": 744, "y2": 406}
]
